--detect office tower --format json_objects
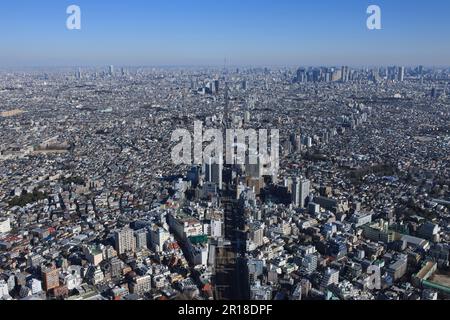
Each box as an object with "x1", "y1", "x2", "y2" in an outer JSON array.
[
  {"x1": 114, "y1": 227, "x2": 136, "y2": 254},
  {"x1": 341, "y1": 66, "x2": 349, "y2": 82},
  {"x1": 388, "y1": 66, "x2": 397, "y2": 80},
  {"x1": 292, "y1": 178, "x2": 310, "y2": 208},
  {"x1": 109, "y1": 65, "x2": 114, "y2": 76},
  {"x1": 205, "y1": 157, "x2": 223, "y2": 190},
  {"x1": 42, "y1": 267, "x2": 60, "y2": 291},
  {"x1": 300, "y1": 179, "x2": 310, "y2": 208},
  {"x1": 312, "y1": 69, "x2": 321, "y2": 82},
  {"x1": 75, "y1": 68, "x2": 82, "y2": 80},
  {"x1": 242, "y1": 80, "x2": 247, "y2": 91},
  {"x1": 292, "y1": 178, "x2": 301, "y2": 207},
  {"x1": 398, "y1": 66, "x2": 405, "y2": 82},
  {"x1": 418, "y1": 65, "x2": 424, "y2": 78},
  {"x1": 296, "y1": 68, "x2": 306, "y2": 83},
  {"x1": 213, "y1": 79, "x2": 220, "y2": 94}
]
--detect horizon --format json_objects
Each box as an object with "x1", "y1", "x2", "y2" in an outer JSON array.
[{"x1": 1, "y1": 64, "x2": 450, "y2": 71}]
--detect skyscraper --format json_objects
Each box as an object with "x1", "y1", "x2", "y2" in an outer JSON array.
[
  {"x1": 341, "y1": 66, "x2": 349, "y2": 83},
  {"x1": 214, "y1": 79, "x2": 220, "y2": 94},
  {"x1": 296, "y1": 68, "x2": 306, "y2": 83},
  {"x1": 398, "y1": 66, "x2": 405, "y2": 82},
  {"x1": 388, "y1": 66, "x2": 397, "y2": 81},
  {"x1": 76, "y1": 68, "x2": 82, "y2": 80},
  {"x1": 109, "y1": 65, "x2": 115, "y2": 76},
  {"x1": 301, "y1": 180, "x2": 309, "y2": 206},
  {"x1": 205, "y1": 157, "x2": 223, "y2": 190},
  {"x1": 292, "y1": 178, "x2": 310, "y2": 208}
]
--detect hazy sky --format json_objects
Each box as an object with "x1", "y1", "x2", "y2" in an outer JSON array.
[{"x1": 1, "y1": 0, "x2": 450, "y2": 67}]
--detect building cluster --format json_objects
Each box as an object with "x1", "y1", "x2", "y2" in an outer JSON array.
[{"x1": 0, "y1": 65, "x2": 449, "y2": 300}]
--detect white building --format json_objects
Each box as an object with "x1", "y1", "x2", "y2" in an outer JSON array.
[
  {"x1": 0, "y1": 280, "x2": 10, "y2": 298},
  {"x1": 209, "y1": 219, "x2": 223, "y2": 238},
  {"x1": 130, "y1": 275, "x2": 152, "y2": 296},
  {"x1": 0, "y1": 218, "x2": 11, "y2": 234},
  {"x1": 149, "y1": 226, "x2": 170, "y2": 252},
  {"x1": 27, "y1": 279, "x2": 43, "y2": 295},
  {"x1": 168, "y1": 214, "x2": 203, "y2": 239},
  {"x1": 321, "y1": 268, "x2": 339, "y2": 288},
  {"x1": 114, "y1": 227, "x2": 136, "y2": 254}
]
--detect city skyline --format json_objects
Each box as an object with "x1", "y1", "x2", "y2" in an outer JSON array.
[{"x1": 1, "y1": 0, "x2": 450, "y2": 67}]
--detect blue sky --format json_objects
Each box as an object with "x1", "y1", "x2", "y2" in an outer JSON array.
[{"x1": 1, "y1": 0, "x2": 449, "y2": 67}]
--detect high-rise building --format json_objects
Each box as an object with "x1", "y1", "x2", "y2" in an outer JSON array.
[
  {"x1": 321, "y1": 268, "x2": 339, "y2": 288},
  {"x1": 42, "y1": 267, "x2": 60, "y2": 291},
  {"x1": 114, "y1": 227, "x2": 136, "y2": 255},
  {"x1": 302, "y1": 254, "x2": 318, "y2": 275},
  {"x1": 149, "y1": 226, "x2": 170, "y2": 252},
  {"x1": 223, "y1": 83, "x2": 230, "y2": 126},
  {"x1": 295, "y1": 68, "x2": 306, "y2": 83},
  {"x1": 341, "y1": 66, "x2": 349, "y2": 83},
  {"x1": 205, "y1": 157, "x2": 223, "y2": 190},
  {"x1": 292, "y1": 178, "x2": 310, "y2": 208},
  {"x1": 109, "y1": 65, "x2": 114, "y2": 76},
  {"x1": 418, "y1": 65, "x2": 424, "y2": 78},
  {"x1": 75, "y1": 68, "x2": 82, "y2": 80},
  {"x1": 388, "y1": 66, "x2": 397, "y2": 81},
  {"x1": 398, "y1": 66, "x2": 405, "y2": 82},
  {"x1": 214, "y1": 79, "x2": 220, "y2": 94},
  {"x1": 134, "y1": 230, "x2": 148, "y2": 250}
]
